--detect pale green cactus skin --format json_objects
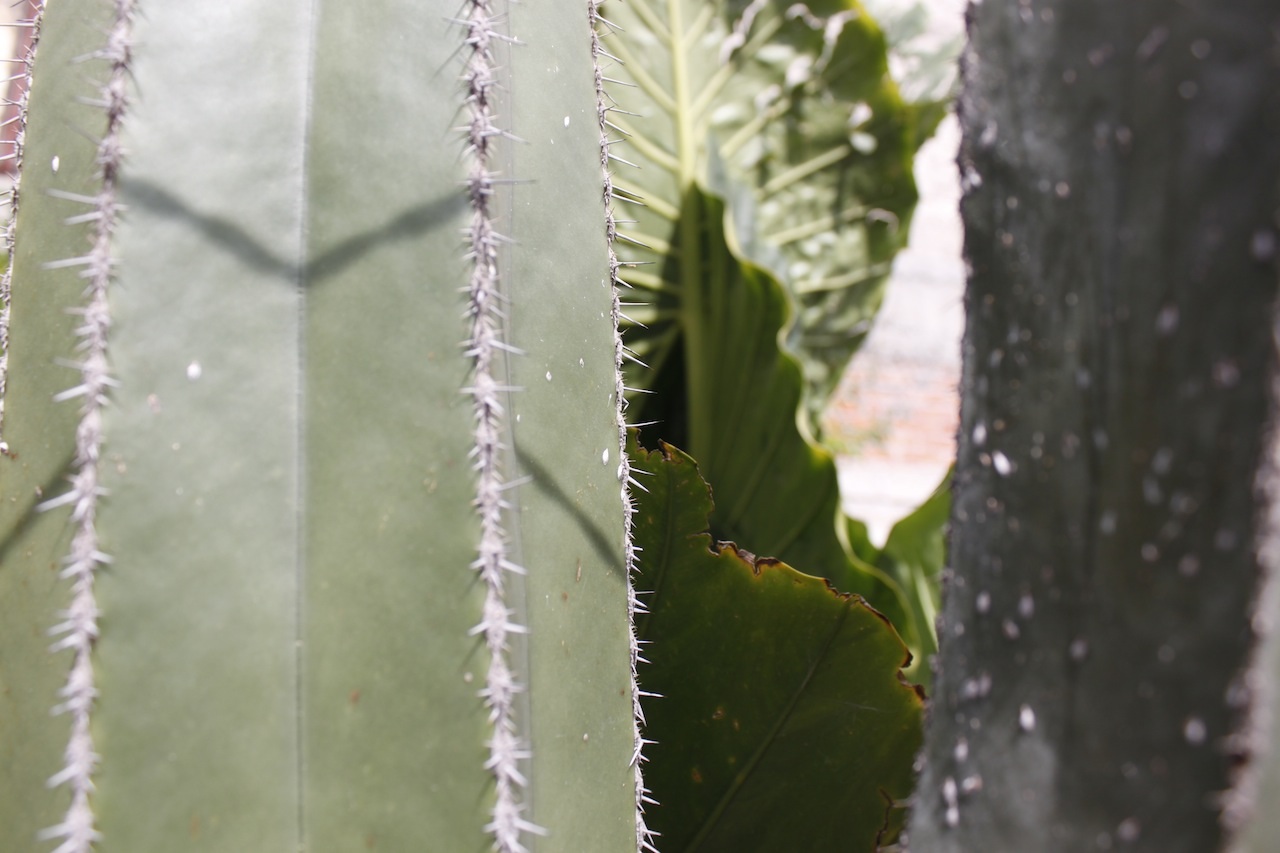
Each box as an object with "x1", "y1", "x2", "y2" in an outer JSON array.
[{"x1": 0, "y1": 1, "x2": 637, "y2": 851}]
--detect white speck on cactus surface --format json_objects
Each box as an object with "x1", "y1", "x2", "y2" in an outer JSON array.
[
  {"x1": 1017, "y1": 593, "x2": 1034, "y2": 619},
  {"x1": 1019, "y1": 704, "x2": 1036, "y2": 732},
  {"x1": 942, "y1": 775, "x2": 959, "y2": 827},
  {"x1": 545, "y1": 371, "x2": 552, "y2": 381},
  {"x1": 992, "y1": 450, "x2": 1013, "y2": 476},
  {"x1": 975, "y1": 591, "x2": 990, "y2": 614},
  {"x1": 1069, "y1": 637, "x2": 1089, "y2": 662},
  {"x1": 601, "y1": 448, "x2": 609, "y2": 465},
  {"x1": 50, "y1": 154, "x2": 59, "y2": 172},
  {"x1": 563, "y1": 115, "x2": 570, "y2": 128},
  {"x1": 186, "y1": 361, "x2": 201, "y2": 380},
  {"x1": 1183, "y1": 715, "x2": 1206, "y2": 745},
  {"x1": 1116, "y1": 817, "x2": 1141, "y2": 842}
]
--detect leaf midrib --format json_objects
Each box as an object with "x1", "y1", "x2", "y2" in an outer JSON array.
[{"x1": 684, "y1": 596, "x2": 855, "y2": 852}]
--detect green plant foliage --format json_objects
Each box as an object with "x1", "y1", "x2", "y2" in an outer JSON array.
[
  {"x1": 637, "y1": 185, "x2": 910, "y2": 632},
  {"x1": 874, "y1": 471, "x2": 951, "y2": 687},
  {"x1": 601, "y1": 0, "x2": 925, "y2": 412},
  {"x1": 629, "y1": 435, "x2": 923, "y2": 850}
]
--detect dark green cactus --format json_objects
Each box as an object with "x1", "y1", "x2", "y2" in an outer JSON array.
[{"x1": 910, "y1": 1, "x2": 1280, "y2": 850}]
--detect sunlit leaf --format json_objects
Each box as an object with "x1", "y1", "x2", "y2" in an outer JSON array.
[{"x1": 630, "y1": 436, "x2": 923, "y2": 851}]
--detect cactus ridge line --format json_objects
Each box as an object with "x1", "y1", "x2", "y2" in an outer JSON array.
[
  {"x1": 35, "y1": 1, "x2": 135, "y2": 851},
  {"x1": 0, "y1": 4, "x2": 40, "y2": 454},
  {"x1": 589, "y1": 3, "x2": 658, "y2": 849},
  {"x1": 460, "y1": 3, "x2": 541, "y2": 850}
]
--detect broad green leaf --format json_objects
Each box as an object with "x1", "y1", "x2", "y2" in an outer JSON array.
[
  {"x1": 636, "y1": 184, "x2": 906, "y2": 623},
  {"x1": 875, "y1": 470, "x2": 951, "y2": 687},
  {"x1": 601, "y1": 0, "x2": 924, "y2": 410},
  {"x1": 629, "y1": 436, "x2": 922, "y2": 851}
]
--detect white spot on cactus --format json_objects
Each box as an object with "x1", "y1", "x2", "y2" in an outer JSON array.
[
  {"x1": 1017, "y1": 593, "x2": 1034, "y2": 619},
  {"x1": 1178, "y1": 554, "x2": 1200, "y2": 576},
  {"x1": 186, "y1": 361, "x2": 202, "y2": 381},
  {"x1": 1069, "y1": 637, "x2": 1089, "y2": 662},
  {"x1": 954, "y1": 737, "x2": 969, "y2": 762},
  {"x1": 1183, "y1": 716, "x2": 1207, "y2": 745},
  {"x1": 601, "y1": 448, "x2": 609, "y2": 466},
  {"x1": 1212, "y1": 359, "x2": 1240, "y2": 388},
  {"x1": 563, "y1": 115, "x2": 570, "y2": 128},
  {"x1": 1156, "y1": 304, "x2": 1179, "y2": 335},
  {"x1": 975, "y1": 591, "x2": 991, "y2": 614},
  {"x1": 1099, "y1": 510, "x2": 1117, "y2": 534},
  {"x1": 578, "y1": 357, "x2": 584, "y2": 367},
  {"x1": 1002, "y1": 618, "x2": 1020, "y2": 640},
  {"x1": 1116, "y1": 817, "x2": 1141, "y2": 842},
  {"x1": 50, "y1": 154, "x2": 59, "y2": 172},
  {"x1": 960, "y1": 775, "x2": 983, "y2": 794},
  {"x1": 545, "y1": 371, "x2": 552, "y2": 381},
  {"x1": 1019, "y1": 704, "x2": 1036, "y2": 732},
  {"x1": 992, "y1": 451, "x2": 1013, "y2": 477},
  {"x1": 943, "y1": 776, "x2": 959, "y2": 827},
  {"x1": 972, "y1": 421, "x2": 987, "y2": 447}
]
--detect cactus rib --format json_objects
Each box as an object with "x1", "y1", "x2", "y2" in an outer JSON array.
[
  {"x1": 588, "y1": 3, "x2": 657, "y2": 850},
  {"x1": 0, "y1": 5, "x2": 39, "y2": 452},
  {"x1": 37, "y1": 1, "x2": 134, "y2": 851},
  {"x1": 460, "y1": 4, "x2": 537, "y2": 849}
]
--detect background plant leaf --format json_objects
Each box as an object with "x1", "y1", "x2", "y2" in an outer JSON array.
[
  {"x1": 629, "y1": 435, "x2": 922, "y2": 851},
  {"x1": 601, "y1": 0, "x2": 926, "y2": 412},
  {"x1": 873, "y1": 469, "x2": 950, "y2": 688},
  {"x1": 635, "y1": 184, "x2": 908, "y2": 628}
]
